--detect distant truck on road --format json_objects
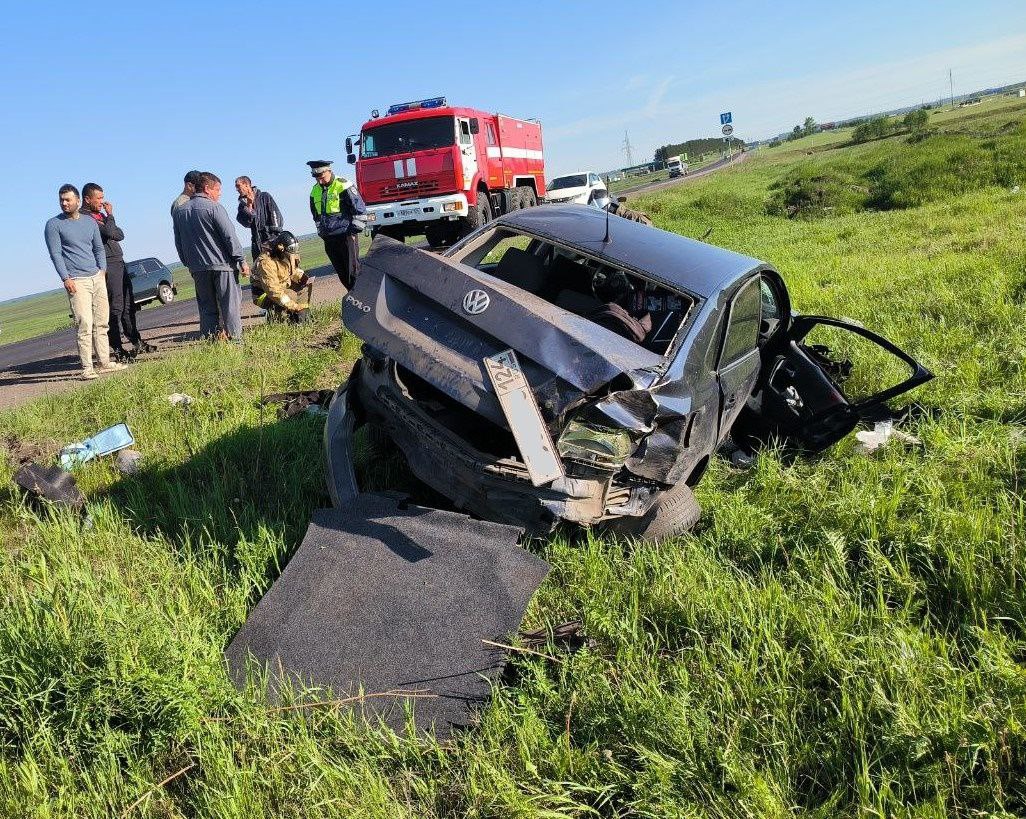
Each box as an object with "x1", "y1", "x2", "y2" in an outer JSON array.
[
  {"x1": 347, "y1": 97, "x2": 547, "y2": 248},
  {"x1": 666, "y1": 155, "x2": 688, "y2": 178}
]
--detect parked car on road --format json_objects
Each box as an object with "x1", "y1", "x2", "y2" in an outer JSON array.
[
  {"x1": 327, "y1": 206, "x2": 932, "y2": 540},
  {"x1": 545, "y1": 171, "x2": 607, "y2": 205},
  {"x1": 126, "y1": 257, "x2": 177, "y2": 306}
]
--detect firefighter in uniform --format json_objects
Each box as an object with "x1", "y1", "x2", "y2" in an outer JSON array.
[
  {"x1": 251, "y1": 231, "x2": 312, "y2": 322},
  {"x1": 307, "y1": 159, "x2": 367, "y2": 289}
]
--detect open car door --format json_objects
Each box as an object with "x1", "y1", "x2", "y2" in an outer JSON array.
[{"x1": 739, "y1": 315, "x2": 933, "y2": 453}]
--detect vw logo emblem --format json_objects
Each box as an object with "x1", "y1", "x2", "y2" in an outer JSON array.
[{"x1": 462, "y1": 289, "x2": 490, "y2": 315}]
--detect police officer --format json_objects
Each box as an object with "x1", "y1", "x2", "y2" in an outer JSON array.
[
  {"x1": 251, "y1": 231, "x2": 311, "y2": 323},
  {"x1": 307, "y1": 160, "x2": 367, "y2": 289}
]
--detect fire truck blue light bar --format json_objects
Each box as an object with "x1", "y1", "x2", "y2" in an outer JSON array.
[{"x1": 387, "y1": 97, "x2": 447, "y2": 115}]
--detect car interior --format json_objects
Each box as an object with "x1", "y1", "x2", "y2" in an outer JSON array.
[{"x1": 452, "y1": 229, "x2": 694, "y2": 355}]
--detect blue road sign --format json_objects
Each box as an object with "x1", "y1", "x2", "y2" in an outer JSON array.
[{"x1": 720, "y1": 112, "x2": 732, "y2": 125}]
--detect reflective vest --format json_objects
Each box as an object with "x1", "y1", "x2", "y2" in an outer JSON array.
[{"x1": 310, "y1": 177, "x2": 351, "y2": 216}]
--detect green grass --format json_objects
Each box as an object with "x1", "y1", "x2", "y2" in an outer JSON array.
[{"x1": 1, "y1": 97, "x2": 1026, "y2": 817}]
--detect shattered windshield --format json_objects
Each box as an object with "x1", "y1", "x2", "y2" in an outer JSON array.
[
  {"x1": 361, "y1": 116, "x2": 455, "y2": 158},
  {"x1": 549, "y1": 174, "x2": 588, "y2": 190}
]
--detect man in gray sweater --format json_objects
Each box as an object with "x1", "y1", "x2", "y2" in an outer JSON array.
[
  {"x1": 44, "y1": 184, "x2": 127, "y2": 379},
  {"x1": 172, "y1": 171, "x2": 249, "y2": 339}
]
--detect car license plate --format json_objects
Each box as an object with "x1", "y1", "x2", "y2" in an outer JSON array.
[
  {"x1": 399, "y1": 208, "x2": 417, "y2": 217},
  {"x1": 484, "y1": 350, "x2": 564, "y2": 487}
]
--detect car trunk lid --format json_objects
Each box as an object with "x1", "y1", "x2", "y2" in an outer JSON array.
[{"x1": 344, "y1": 238, "x2": 664, "y2": 429}]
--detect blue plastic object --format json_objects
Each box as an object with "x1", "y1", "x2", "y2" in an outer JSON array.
[{"x1": 59, "y1": 423, "x2": 135, "y2": 470}]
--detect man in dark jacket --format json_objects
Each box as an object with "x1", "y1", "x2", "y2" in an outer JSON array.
[
  {"x1": 235, "y1": 176, "x2": 283, "y2": 260},
  {"x1": 307, "y1": 160, "x2": 366, "y2": 289},
  {"x1": 82, "y1": 183, "x2": 154, "y2": 359}
]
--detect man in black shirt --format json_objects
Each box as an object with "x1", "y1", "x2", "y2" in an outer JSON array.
[{"x1": 82, "y1": 183, "x2": 154, "y2": 359}]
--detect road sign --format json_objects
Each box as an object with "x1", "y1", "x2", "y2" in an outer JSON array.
[
  {"x1": 720, "y1": 112, "x2": 732, "y2": 125},
  {"x1": 721, "y1": 124, "x2": 734, "y2": 136}
]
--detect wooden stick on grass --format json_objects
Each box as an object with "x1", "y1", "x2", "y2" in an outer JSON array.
[{"x1": 120, "y1": 762, "x2": 196, "y2": 818}]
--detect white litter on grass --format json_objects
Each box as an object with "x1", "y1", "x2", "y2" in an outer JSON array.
[
  {"x1": 168, "y1": 393, "x2": 195, "y2": 406},
  {"x1": 854, "y1": 420, "x2": 922, "y2": 455}
]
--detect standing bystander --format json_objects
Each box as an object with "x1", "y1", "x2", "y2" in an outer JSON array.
[
  {"x1": 172, "y1": 170, "x2": 201, "y2": 214},
  {"x1": 235, "y1": 176, "x2": 283, "y2": 260},
  {"x1": 44, "y1": 184, "x2": 126, "y2": 380},
  {"x1": 82, "y1": 183, "x2": 155, "y2": 360},
  {"x1": 172, "y1": 172, "x2": 248, "y2": 340},
  {"x1": 307, "y1": 160, "x2": 366, "y2": 289}
]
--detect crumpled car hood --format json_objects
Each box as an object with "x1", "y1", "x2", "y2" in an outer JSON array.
[{"x1": 343, "y1": 237, "x2": 664, "y2": 429}]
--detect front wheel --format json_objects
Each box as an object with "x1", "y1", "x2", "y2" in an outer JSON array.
[
  {"x1": 157, "y1": 282, "x2": 175, "y2": 304},
  {"x1": 608, "y1": 482, "x2": 701, "y2": 541}
]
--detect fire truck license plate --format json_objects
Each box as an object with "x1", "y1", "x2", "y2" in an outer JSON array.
[
  {"x1": 483, "y1": 350, "x2": 564, "y2": 487},
  {"x1": 399, "y1": 208, "x2": 417, "y2": 217}
]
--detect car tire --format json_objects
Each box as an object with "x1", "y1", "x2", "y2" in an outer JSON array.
[
  {"x1": 157, "y1": 282, "x2": 175, "y2": 304},
  {"x1": 610, "y1": 482, "x2": 701, "y2": 541}
]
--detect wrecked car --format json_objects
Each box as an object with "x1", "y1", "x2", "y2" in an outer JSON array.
[{"x1": 325, "y1": 205, "x2": 932, "y2": 539}]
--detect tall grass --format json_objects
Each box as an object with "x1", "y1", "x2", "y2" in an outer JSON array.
[{"x1": 1, "y1": 99, "x2": 1025, "y2": 816}]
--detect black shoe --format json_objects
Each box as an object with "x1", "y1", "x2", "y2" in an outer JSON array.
[
  {"x1": 135, "y1": 341, "x2": 157, "y2": 354},
  {"x1": 111, "y1": 349, "x2": 132, "y2": 364}
]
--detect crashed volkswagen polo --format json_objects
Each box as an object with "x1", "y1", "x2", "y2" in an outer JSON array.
[{"x1": 325, "y1": 205, "x2": 931, "y2": 539}]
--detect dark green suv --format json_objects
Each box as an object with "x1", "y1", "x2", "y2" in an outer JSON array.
[{"x1": 126, "y1": 257, "x2": 177, "y2": 307}]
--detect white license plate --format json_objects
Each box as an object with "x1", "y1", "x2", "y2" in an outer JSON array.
[
  {"x1": 399, "y1": 208, "x2": 418, "y2": 217},
  {"x1": 483, "y1": 350, "x2": 564, "y2": 487}
]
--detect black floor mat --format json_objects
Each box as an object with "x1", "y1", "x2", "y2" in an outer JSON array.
[{"x1": 225, "y1": 493, "x2": 548, "y2": 737}]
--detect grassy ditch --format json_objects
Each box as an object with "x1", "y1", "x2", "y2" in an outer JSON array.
[{"x1": 1, "y1": 100, "x2": 1025, "y2": 816}]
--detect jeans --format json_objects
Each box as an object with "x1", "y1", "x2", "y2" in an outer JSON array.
[
  {"x1": 67, "y1": 271, "x2": 111, "y2": 373},
  {"x1": 192, "y1": 270, "x2": 242, "y2": 339}
]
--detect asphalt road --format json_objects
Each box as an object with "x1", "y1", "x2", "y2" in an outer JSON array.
[
  {"x1": 0, "y1": 155, "x2": 746, "y2": 410},
  {"x1": 613, "y1": 152, "x2": 747, "y2": 198},
  {"x1": 0, "y1": 265, "x2": 346, "y2": 410}
]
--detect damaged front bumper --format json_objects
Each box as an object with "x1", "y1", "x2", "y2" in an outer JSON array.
[{"x1": 325, "y1": 358, "x2": 654, "y2": 535}]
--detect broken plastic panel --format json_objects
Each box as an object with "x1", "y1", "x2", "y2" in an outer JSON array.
[{"x1": 59, "y1": 423, "x2": 135, "y2": 470}]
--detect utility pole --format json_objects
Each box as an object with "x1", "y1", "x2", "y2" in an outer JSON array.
[
  {"x1": 622, "y1": 130, "x2": 635, "y2": 170},
  {"x1": 949, "y1": 68, "x2": 954, "y2": 109}
]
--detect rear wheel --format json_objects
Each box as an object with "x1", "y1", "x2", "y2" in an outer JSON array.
[
  {"x1": 157, "y1": 282, "x2": 175, "y2": 304},
  {"x1": 519, "y1": 186, "x2": 537, "y2": 208},
  {"x1": 609, "y1": 482, "x2": 701, "y2": 541},
  {"x1": 500, "y1": 189, "x2": 518, "y2": 214}
]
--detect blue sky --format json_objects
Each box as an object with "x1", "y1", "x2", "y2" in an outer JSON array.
[{"x1": 4, "y1": 0, "x2": 1025, "y2": 302}]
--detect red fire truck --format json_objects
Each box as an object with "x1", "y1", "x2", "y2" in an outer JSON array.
[{"x1": 345, "y1": 97, "x2": 546, "y2": 248}]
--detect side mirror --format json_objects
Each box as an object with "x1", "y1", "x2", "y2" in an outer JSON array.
[
  {"x1": 469, "y1": 118, "x2": 480, "y2": 135},
  {"x1": 346, "y1": 153, "x2": 357, "y2": 165},
  {"x1": 345, "y1": 137, "x2": 354, "y2": 153}
]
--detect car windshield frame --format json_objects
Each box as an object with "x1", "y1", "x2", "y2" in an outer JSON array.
[
  {"x1": 360, "y1": 116, "x2": 456, "y2": 158},
  {"x1": 549, "y1": 174, "x2": 588, "y2": 191}
]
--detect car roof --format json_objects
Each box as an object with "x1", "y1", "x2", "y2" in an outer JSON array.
[
  {"x1": 551, "y1": 172, "x2": 590, "y2": 179},
  {"x1": 492, "y1": 205, "x2": 769, "y2": 299}
]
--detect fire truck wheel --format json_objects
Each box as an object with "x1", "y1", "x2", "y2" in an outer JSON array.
[
  {"x1": 466, "y1": 193, "x2": 491, "y2": 230},
  {"x1": 500, "y1": 189, "x2": 517, "y2": 214},
  {"x1": 519, "y1": 187, "x2": 537, "y2": 208},
  {"x1": 425, "y1": 223, "x2": 447, "y2": 249}
]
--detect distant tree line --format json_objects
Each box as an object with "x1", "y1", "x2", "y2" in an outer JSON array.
[
  {"x1": 850, "y1": 108, "x2": 930, "y2": 143},
  {"x1": 653, "y1": 137, "x2": 744, "y2": 163},
  {"x1": 787, "y1": 117, "x2": 818, "y2": 141}
]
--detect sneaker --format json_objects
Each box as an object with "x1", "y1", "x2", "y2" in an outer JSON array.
[
  {"x1": 111, "y1": 349, "x2": 132, "y2": 364},
  {"x1": 137, "y1": 341, "x2": 157, "y2": 354},
  {"x1": 98, "y1": 361, "x2": 127, "y2": 373},
  {"x1": 81, "y1": 370, "x2": 98, "y2": 381}
]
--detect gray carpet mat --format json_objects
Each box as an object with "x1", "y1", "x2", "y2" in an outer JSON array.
[{"x1": 225, "y1": 493, "x2": 549, "y2": 736}]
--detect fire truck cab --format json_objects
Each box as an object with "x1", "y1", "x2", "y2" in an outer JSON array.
[{"x1": 347, "y1": 97, "x2": 546, "y2": 248}]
